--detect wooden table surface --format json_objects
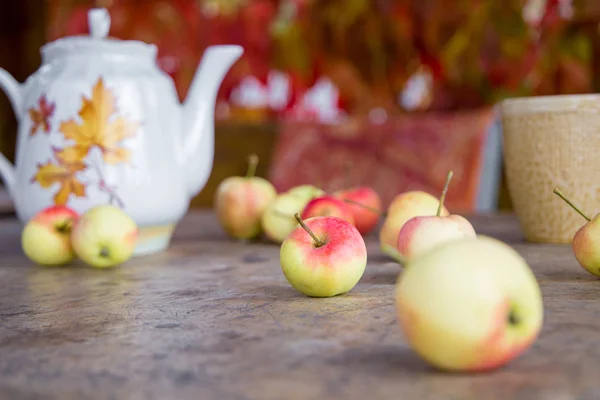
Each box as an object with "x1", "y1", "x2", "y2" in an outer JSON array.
[{"x1": 0, "y1": 211, "x2": 597, "y2": 400}]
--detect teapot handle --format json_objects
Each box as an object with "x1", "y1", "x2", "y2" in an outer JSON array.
[
  {"x1": 0, "y1": 68, "x2": 19, "y2": 200},
  {"x1": 0, "y1": 68, "x2": 22, "y2": 117}
]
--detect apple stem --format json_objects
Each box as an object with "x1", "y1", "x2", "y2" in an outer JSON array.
[
  {"x1": 294, "y1": 213, "x2": 325, "y2": 247},
  {"x1": 381, "y1": 243, "x2": 406, "y2": 265},
  {"x1": 508, "y1": 309, "x2": 520, "y2": 326},
  {"x1": 246, "y1": 154, "x2": 259, "y2": 178},
  {"x1": 99, "y1": 246, "x2": 110, "y2": 258},
  {"x1": 56, "y1": 219, "x2": 74, "y2": 234},
  {"x1": 553, "y1": 187, "x2": 591, "y2": 221},
  {"x1": 437, "y1": 170, "x2": 453, "y2": 217},
  {"x1": 342, "y1": 198, "x2": 386, "y2": 217}
]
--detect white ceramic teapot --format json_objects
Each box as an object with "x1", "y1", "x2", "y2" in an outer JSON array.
[{"x1": 0, "y1": 8, "x2": 243, "y2": 256}]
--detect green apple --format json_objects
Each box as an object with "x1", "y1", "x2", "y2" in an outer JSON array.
[
  {"x1": 280, "y1": 214, "x2": 367, "y2": 297},
  {"x1": 260, "y1": 184, "x2": 337, "y2": 243},
  {"x1": 214, "y1": 154, "x2": 277, "y2": 239},
  {"x1": 261, "y1": 193, "x2": 307, "y2": 243},
  {"x1": 71, "y1": 205, "x2": 139, "y2": 268},
  {"x1": 395, "y1": 235, "x2": 543, "y2": 372},
  {"x1": 286, "y1": 184, "x2": 325, "y2": 202},
  {"x1": 21, "y1": 205, "x2": 80, "y2": 266}
]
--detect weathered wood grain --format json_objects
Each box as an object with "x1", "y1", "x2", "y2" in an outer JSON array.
[{"x1": 0, "y1": 211, "x2": 596, "y2": 400}]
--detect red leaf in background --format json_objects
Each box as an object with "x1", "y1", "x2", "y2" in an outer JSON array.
[
  {"x1": 47, "y1": 0, "x2": 587, "y2": 117},
  {"x1": 198, "y1": 0, "x2": 279, "y2": 103},
  {"x1": 279, "y1": 63, "x2": 322, "y2": 111},
  {"x1": 47, "y1": 0, "x2": 205, "y2": 101},
  {"x1": 418, "y1": 53, "x2": 444, "y2": 82},
  {"x1": 484, "y1": 42, "x2": 540, "y2": 89},
  {"x1": 336, "y1": 94, "x2": 349, "y2": 113},
  {"x1": 48, "y1": 0, "x2": 278, "y2": 106},
  {"x1": 539, "y1": 0, "x2": 566, "y2": 29}
]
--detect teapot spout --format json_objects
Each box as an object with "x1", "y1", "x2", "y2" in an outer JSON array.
[{"x1": 180, "y1": 45, "x2": 244, "y2": 198}]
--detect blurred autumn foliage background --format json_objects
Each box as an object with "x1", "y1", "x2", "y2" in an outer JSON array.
[
  {"x1": 1, "y1": 0, "x2": 600, "y2": 210},
  {"x1": 44, "y1": 0, "x2": 599, "y2": 117}
]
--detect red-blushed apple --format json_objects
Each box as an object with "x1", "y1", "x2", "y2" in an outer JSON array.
[
  {"x1": 397, "y1": 214, "x2": 476, "y2": 263},
  {"x1": 553, "y1": 187, "x2": 600, "y2": 277},
  {"x1": 21, "y1": 205, "x2": 79, "y2": 266},
  {"x1": 395, "y1": 235, "x2": 543, "y2": 372},
  {"x1": 71, "y1": 205, "x2": 139, "y2": 268},
  {"x1": 334, "y1": 186, "x2": 382, "y2": 235},
  {"x1": 280, "y1": 214, "x2": 367, "y2": 297},
  {"x1": 379, "y1": 191, "x2": 449, "y2": 261},
  {"x1": 396, "y1": 171, "x2": 476, "y2": 262},
  {"x1": 301, "y1": 195, "x2": 355, "y2": 225},
  {"x1": 214, "y1": 154, "x2": 277, "y2": 239},
  {"x1": 261, "y1": 193, "x2": 307, "y2": 243}
]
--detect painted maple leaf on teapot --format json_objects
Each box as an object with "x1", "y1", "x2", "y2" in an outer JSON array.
[{"x1": 0, "y1": 8, "x2": 243, "y2": 255}]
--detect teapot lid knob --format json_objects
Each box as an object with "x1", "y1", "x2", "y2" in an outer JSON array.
[{"x1": 88, "y1": 8, "x2": 111, "y2": 39}]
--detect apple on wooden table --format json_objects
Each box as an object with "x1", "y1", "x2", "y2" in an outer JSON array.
[
  {"x1": 280, "y1": 213, "x2": 367, "y2": 297},
  {"x1": 395, "y1": 235, "x2": 544, "y2": 372},
  {"x1": 71, "y1": 204, "x2": 139, "y2": 268},
  {"x1": 214, "y1": 154, "x2": 277, "y2": 240},
  {"x1": 396, "y1": 171, "x2": 476, "y2": 263},
  {"x1": 301, "y1": 195, "x2": 355, "y2": 225},
  {"x1": 379, "y1": 188, "x2": 449, "y2": 262},
  {"x1": 334, "y1": 186, "x2": 382, "y2": 235},
  {"x1": 21, "y1": 205, "x2": 80, "y2": 266},
  {"x1": 553, "y1": 187, "x2": 600, "y2": 277}
]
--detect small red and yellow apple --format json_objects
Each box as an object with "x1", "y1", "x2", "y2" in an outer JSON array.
[
  {"x1": 334, "y1": 186, "x2": 382, "y2": 235},
  {"x1": 396, "y1": 171, "x2": 476, "y2": 263},
  {"x1": 214, "y1": 154, "x2": 277, "y2": 240},
  {"x1": 301, "y1": 195, "x2": 355, "y2": 225},
  {"x1": 379, "y1": 175, "x2": 451, "y2": 261},
  {"x1": 396, "y1": 235, "x2": 543, "y2": 372},
  {"x1": 71, "y1": 204, "x2": 139, "y2": 268},
  {"x1": 21, "y1": 204, "x2": 139, "y2": 269},
  {"x1": 280, "y1": 214, "x2": 367, "y2": 297},
  {"x1": 553, "y1": 187, "x2": 600, "y2": 276},
  {"x1": 21, "y1": 205, "x2": 80, "y2": 266},
  {"x1": 397, "y1": 214, "x2": 476, "y2": 263}
]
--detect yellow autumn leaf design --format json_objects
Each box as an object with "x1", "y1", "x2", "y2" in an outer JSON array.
[
  {"x1": 56, "y1": 77, "x2": 139, "y2": 165},
  {"x1": 31, "y1": 147, "x2": 87, "y2": 205}
]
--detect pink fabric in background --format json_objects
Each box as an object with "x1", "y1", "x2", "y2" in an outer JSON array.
[{"x1": 268, "y1": 108, "x2": 497, "y2": 213}]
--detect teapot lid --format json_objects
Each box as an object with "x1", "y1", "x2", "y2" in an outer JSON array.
[{"x1": 41, "y1": 8, "x2": 157, "y2": 62}]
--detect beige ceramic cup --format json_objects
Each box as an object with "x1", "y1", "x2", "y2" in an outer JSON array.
[{"x1": 500, "y1": 94, "x2": 600, "y2": 244}]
